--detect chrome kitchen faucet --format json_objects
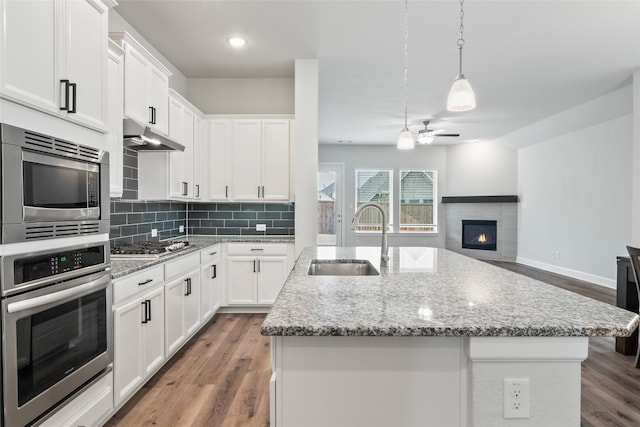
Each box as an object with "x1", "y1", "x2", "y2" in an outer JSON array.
[{"x1": 351, "y1": 203, "x2": 389, "y2": 267}]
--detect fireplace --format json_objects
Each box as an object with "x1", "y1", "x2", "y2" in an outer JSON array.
[{"x1": 462, "y1": 220, "x2": 497, "y2": 251}]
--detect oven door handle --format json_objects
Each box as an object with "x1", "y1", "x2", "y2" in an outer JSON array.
[{"x1": 7, "y1": 275, "x2": 110, "y2": 314}]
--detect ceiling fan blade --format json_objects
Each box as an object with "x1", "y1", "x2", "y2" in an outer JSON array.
[{"x1": 435, "y1": 133, "x2": 460, "y2": 137}]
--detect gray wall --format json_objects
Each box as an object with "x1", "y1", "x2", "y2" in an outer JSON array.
[
  {"x1": 515, "y1": 86, "x2": 634, "y2": 287},
  {"x1": 188, "y1": 78, "x2": 294, "y2": 114}
]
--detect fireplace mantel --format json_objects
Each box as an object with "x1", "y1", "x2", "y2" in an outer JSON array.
[{"x1": 441, "y1": 195, "x2": 519, "y2": 204}]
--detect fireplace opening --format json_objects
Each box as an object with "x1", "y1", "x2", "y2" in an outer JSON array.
[{"x1": 462, "y1": 220, "x2": 497, "y2": 251}]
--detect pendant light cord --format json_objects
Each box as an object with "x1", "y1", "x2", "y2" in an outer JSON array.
[
  {"x1": 457, "y1": 0, "x2": 465, "y2": 75},
  {"x1": 403, "y1": 0, "x2": 409, "y2": 130}
]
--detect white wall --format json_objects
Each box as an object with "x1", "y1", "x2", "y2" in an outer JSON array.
[
  {"x1": 294, "y1": 60, "x2": 319, "y2": 257},
  {"x1": 632, "y1": 71, "x2": 640, "y2": 246},
  {"x1": 188, "y1": 78, "x2": 294, "y2": 114},
  {"x1": 516, "y1": 86, "x2": 633, "y2": 287},
  {"x1": 108, "y1": 9, "x2": 189, "y2": 96},
  {"x1": 318, "y1": 144, "x2": 447, "y2": 248},
  {"x1": 446, "y1": 140, "x2": 517, "y2": 196}
]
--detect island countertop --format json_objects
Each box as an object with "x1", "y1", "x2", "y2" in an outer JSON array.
[{"x1": 260, "y1": 246, "x2": 640, "y2": 337}]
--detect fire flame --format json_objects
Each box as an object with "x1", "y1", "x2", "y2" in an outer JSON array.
[{"x1": 477, "y1": 233, "x2": 487, "y2": 243}]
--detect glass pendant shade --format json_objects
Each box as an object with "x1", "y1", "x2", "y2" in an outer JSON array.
[
  {"x1": 447, "y1": 74, "x2": 476, "y2": 112},
  {"x1": 418, "y1": 134, "x2": 434, "y2": 144},
  {"x1": 397, "y1": 128, "x2": 415, "y2": 150}
]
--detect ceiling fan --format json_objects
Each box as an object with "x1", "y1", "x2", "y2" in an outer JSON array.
[{"x1": 417, "y1": 120, "x2": 460, "y2": 144}]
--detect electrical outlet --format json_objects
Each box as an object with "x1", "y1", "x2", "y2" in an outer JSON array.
[
  {"x1": 179, "y1": 225, "x2": 184, "y2": 233},
  {"x1": 504, "y1": 378, "x2": 530, "y2": 419},
  {"x1": 151, "y1": 228, "x2": 158, "y2": 237},
  {"x1": 256, "y1": 223, "x2": 267, "y2": 231}
]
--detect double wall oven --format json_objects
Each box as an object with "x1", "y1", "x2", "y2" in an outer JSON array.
[{"x1": 0, "y1": 124, "x2": 112, "y2": 426}]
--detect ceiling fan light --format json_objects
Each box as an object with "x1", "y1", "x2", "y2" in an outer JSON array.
[
  {"x1": 418, "y1": 134, "x2": 434, "y2": 144},
  {"x1": 397, "y1": 128, "x2": 415, "y2": 150},
  {"x1": 447, "y1": 74, "x2": 476, "y2": 112}
]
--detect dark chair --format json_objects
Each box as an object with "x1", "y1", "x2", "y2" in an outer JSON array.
[{"x1": 626, "y1": 246, "x2": 640, "y2": 368}]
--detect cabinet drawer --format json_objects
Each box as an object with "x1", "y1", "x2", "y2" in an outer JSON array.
[
  {"x1": 165, "y1": 252, "x2": 200, "y2": 280},
  {"x1": 201, "y1": 244, "x2": 221, "y2": 265},
  {"x1": 113, "y1": 266, "x2": 164, "y2": 304},
  {"x1": 226, "y1": 243, "x2": 288, "y2": 256}
]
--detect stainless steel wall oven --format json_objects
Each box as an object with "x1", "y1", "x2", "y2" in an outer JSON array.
[
  {"x1": 0, "y1": 123, "x2": 109, "y2": 244},
  {"x1": 0, "y1": 239, "x2": 112, "y2": 426}
]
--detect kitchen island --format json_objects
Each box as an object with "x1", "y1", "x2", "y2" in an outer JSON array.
[{"x1": 261, "y1": 247, "x2": 639, "y2": 426}]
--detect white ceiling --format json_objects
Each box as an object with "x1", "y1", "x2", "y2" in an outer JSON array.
[{"x1": 114, "y1": 0, "x2": 640, "y2": 146}]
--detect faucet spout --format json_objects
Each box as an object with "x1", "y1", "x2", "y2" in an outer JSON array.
[{"x1": 352, "y1": 203, "x2": 389, "y2": 267}]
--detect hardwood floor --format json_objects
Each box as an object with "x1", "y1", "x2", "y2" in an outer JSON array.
[{"x1": 106, "y1": 263, "x2": 640, "y2": 427}]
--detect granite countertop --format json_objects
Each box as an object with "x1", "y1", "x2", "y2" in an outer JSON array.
[
  {"x1": 110, "y1": 235, "x2": 294, "y2": 279},
  {"x1": 261, "y1": 246, "x2": 640, "y2": 337}
]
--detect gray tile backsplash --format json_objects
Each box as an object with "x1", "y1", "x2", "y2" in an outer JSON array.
[
  {"x1": 188, "y1": 202, "x2": 295, "y2": 236},
  {"x1": 110, "y1": 201, "x2": 295, "y2": 247}
]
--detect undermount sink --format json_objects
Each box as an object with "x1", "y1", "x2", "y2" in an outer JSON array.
[{"x1": 307, "y1": 259, "x2": 379, "y2": 276}]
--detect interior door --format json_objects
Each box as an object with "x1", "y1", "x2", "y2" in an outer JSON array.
[{"x1": 317, "y1": 163, "x2": 344, "y2": 246}]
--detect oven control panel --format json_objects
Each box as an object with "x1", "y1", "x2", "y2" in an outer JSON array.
[{"x1": 13, "y1": 245, "x2": 106, "y2": 285}]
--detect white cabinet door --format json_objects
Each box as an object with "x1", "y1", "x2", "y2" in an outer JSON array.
[
  {"x1": 122, "y1": 43, "x2": 150, "y2": 126},
  {"x1": 201, "y1": 259, "x2": 221, "y2": 321},
  {"x1": 107, "y1": 43, "x2": 124, "y2": 197},
  {"x1": 168, "y1": 95, "x2": 183, "y2": 142},
  {"x1": 113, "y1": 298, "x2": 144, "y2": 406},
  {"x1": 227, "y1": 256, "x2": 258, "y2": 305},
  {"x1": 181, "y1": 107, "x2": 195, "y2": 197},
  {"x1": 142, "y1": 286, "x2": 165, "y2": 376},
  {"x1": 232, "y1": 120, "x2": 262, "y2": 201},
  {"x1": 193, "y1": 114, "x2": 203, "y2": 200},
  {"x1": 165, "y1": 276, "x2": 187, "y2": 356},
  {"x1": 261, "y1": 120, "x2": 290, "y2": 200},
  {"x1": 0, "y1": 0, "x2": 58, "y2": 114},
  {"x1": 61, "y1": 0, "x2": 108, "y2": 131},
  {"x1": 209, "y1": 120, "x2": 232, "y2": 200},
  {"x1": 184, "y1": 269, "x2": 202, "y2": 337},
  {"x1": 167, "y1": 92, "x2": 195, "y2": 199},
  {"x1": 148, "y1": 65, "x2": 169, "y2": 135},
  {"x1": 257, "y1": 256, "x2": 289, "y2": 305}
]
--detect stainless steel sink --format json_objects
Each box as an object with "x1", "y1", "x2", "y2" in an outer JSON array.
[{"x1": 307, "y1": 259, "x2": 379, "y2": 276}]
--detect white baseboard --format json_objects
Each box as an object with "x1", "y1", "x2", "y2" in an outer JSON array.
[{"x1": 516, "y1": 257, "x2": 616, "y2": 289}]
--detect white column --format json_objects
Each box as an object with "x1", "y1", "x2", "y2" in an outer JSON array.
[
  {"x1": 632, "y1": 70, "x2": 640, "y2": 246},
  {"x1": 294, "y1": 59, "x2": 319, "y2": 257}
]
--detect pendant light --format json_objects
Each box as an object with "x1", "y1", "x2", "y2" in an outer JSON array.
[
  {"x1": 447, "y1": 0, "x2": 476, "y2": 112},
  {"x1": 397, "y1": 0, "x2": 415, "y2": 150}
]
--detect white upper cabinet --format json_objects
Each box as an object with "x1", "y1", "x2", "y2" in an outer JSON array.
[
  {"x1": 110, "y1": 31, "x2": 171, "y2": 136},
  {"x1": 138, "y1": 90, "x2": 203, "y2": 200},
  {"x1": 0, "y1": 0, "x2": 110, "y2": 132},
  {"x1": 232, "y1": 119, "x2": 290, "y2": 201},
  {"x1": 233, "y1": 120, "x2": 263, "y2": 200},
  {"x1": 208, "y1": 120, "x2": 232, "y2": 200}
]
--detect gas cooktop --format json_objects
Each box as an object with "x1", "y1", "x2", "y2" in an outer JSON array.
[{"x1": 111, "y1": 241, "x2": 190, "y2": 259}]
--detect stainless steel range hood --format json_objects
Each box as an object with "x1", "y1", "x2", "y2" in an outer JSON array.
[{"x1": 123, "y1": 118, "x2": 185, "y2": 151}]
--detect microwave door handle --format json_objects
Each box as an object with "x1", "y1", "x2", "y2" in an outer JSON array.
[{"x1": 6, "y1": 275, "x2": 109, "y2": 314}]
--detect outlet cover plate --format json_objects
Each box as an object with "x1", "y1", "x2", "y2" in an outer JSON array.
[
  {"x1": 256, "y1": 223, "x2": 267, "y2": 231},
  {"x1": 504, "y1": 378, "x2": 530, "y2": 419}
]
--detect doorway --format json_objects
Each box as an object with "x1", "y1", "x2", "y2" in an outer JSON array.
[{"x1": 317, "y1": 163, "x2": 344, "y2": 246}]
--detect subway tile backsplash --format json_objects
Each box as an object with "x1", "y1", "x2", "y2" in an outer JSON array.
[
  {"x1": 109, "y1": 201, "x2": 295, "y2": 248},
  {"x1": 188, "y1": 202, "x2": 295, "y2": 236}
]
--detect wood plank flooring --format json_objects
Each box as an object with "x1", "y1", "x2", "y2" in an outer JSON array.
[{"x1": 106, "y1": 262, "x2": 640, "y2": 427}]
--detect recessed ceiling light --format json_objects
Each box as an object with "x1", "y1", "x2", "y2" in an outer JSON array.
[{"x1": 227, "y1": 37, "x2": 247, "y2": 48}]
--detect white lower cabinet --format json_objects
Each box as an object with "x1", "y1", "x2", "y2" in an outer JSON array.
[
  {"x1": 200, "y1": 245, "x2": 222, "y2": 321},
  {"x1": 113, "y1": 283, "x2": 165, "y2": 407},
  {"x1": 165, "y1": 267, "x2": 201, "y2": 356},
  {"x1": 226, "y1": 243, "x2": 290, "y2": 306}
]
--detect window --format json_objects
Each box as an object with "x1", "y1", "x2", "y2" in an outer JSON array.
[
  {"x1": 355, "y1": 170, "x2": 392, "y2": 231},
  {"x1": 354, "y1": 169, "x2": 437, "y2": 234},
  {"x1": 400, "y1": 170, "x2": 436, "y2": 232}
]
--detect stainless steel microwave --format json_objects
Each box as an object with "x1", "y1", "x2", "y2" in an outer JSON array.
[{"x1": 0, "y1": 123, "x2": 110, "y2": 243}]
